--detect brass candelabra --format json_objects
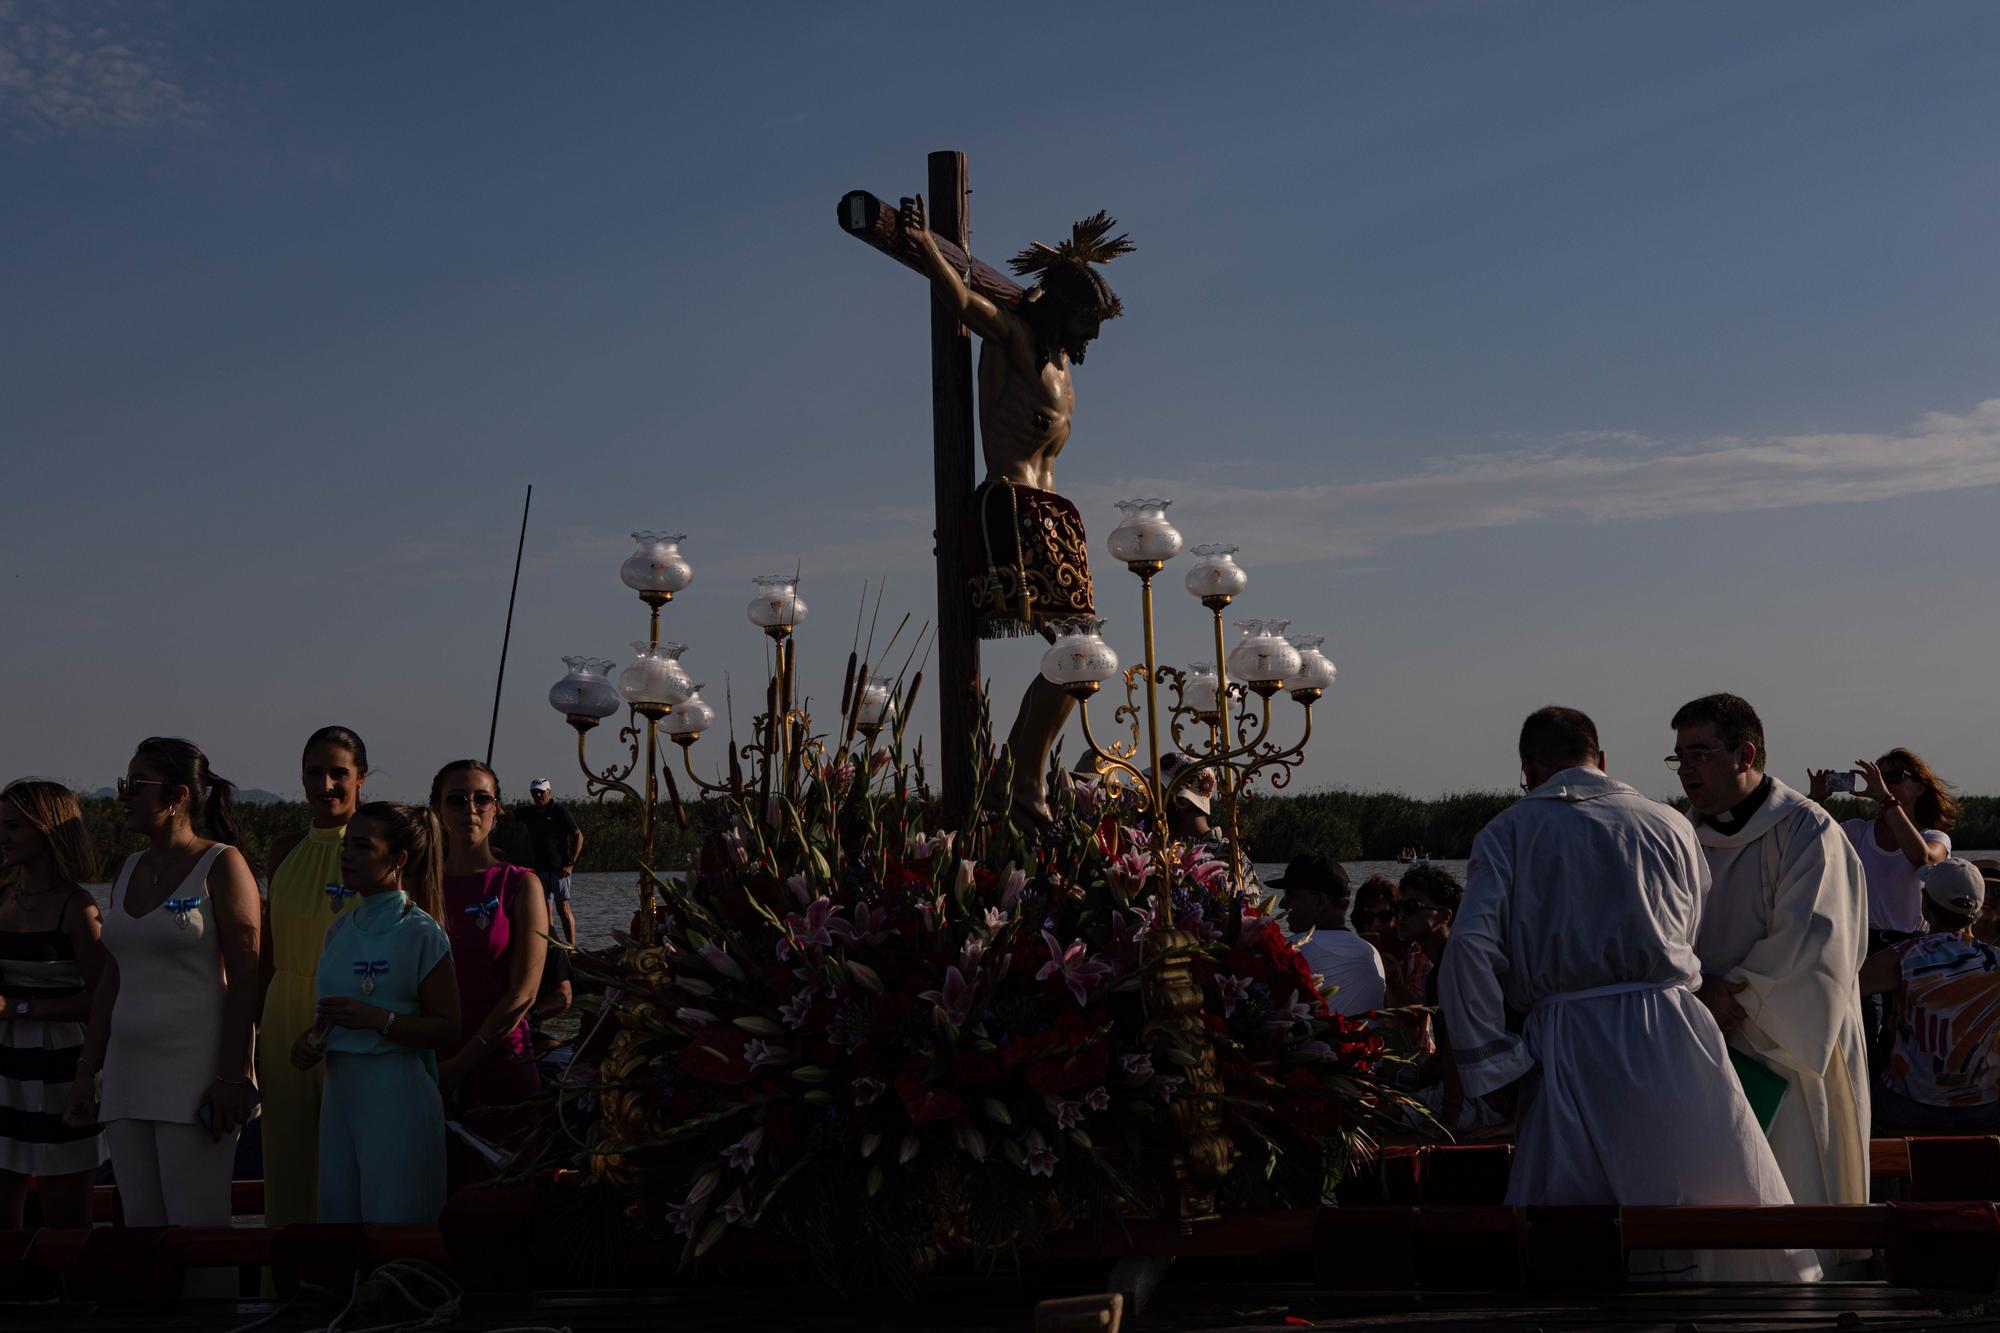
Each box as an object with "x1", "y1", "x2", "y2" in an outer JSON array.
[{"x1": 1041, "y1": 500, "x2": 1337, "y2": 890}]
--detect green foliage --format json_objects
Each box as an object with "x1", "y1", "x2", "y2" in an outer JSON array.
[{"x1": 1238, "y1": 789, "x2": 1520, "y2": 862}]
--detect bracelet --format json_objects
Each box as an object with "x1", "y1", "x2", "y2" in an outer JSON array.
[
  {"x1": 381, "y1": 1011, "x2": 397, "y2": 1037},
  {"x1": 473, "y1": 1032, "x2": 491, "y2": 1049}
]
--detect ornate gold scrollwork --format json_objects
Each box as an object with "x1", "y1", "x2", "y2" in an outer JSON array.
[{"x1": 1140, "y1": 929, "x2": 1239, "y2": 1230}]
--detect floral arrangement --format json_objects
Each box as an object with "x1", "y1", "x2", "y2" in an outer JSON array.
[{"x1": 562, "y1": 735, "x2": 1410, "y2": 1290}]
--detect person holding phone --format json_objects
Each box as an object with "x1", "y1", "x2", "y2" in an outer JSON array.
[
  {"x1": 66, "y1": 738, "x2": 260, "y2": 1262},
  {"x1": 289, "y1": 801, "x2": 458, "y2": 1223},
  {"x1": 1809, "y1": 748, "x2": 1956, "y2": 1078},
  {"x1": 1809, "y1": 750, "x2": 1956, "y2": 936}
]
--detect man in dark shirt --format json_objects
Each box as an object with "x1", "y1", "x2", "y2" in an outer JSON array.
[{"x1": 519, "y1": 778, "x2": 582, "y2": 944}]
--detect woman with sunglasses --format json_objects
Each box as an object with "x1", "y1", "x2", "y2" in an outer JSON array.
[
  {"x1": 257, "y1": 725, "x2": 369, "y2": 1229},
  {"x1": 1811, "y1": 749, "x2": 1957, "y2": 936},
  {"x1": 430, "y1": 760, "x2": 546, "y2": 1175},
  {"x1": 65, "y1": 739, "x2": 260, "y2": 1263},
  {"x1": 1810, "y1": 748, "x2": 1957, "y2": 1077}
]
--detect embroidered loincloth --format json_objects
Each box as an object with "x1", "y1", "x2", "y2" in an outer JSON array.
[{"x1": 966, "y1": 479, "x2": 1095, "y2": 639}]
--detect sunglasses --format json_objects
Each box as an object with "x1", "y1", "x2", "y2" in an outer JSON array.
[
  {"x1": 442, "y1": 792, "x2": 499, "y2": 811},
  {"x1": 1396, "y1": 900, "x2": 1442, "y2": 916},
  {"x1": 1351, "y1": 908, "x2": 1394, "y2": 928},
  {"x1": 114, "y1": 777, "x2": 170, "y2": 799},
  {"x1": 1880, "y1": 769, "x2": 1917, "y2": 785}
]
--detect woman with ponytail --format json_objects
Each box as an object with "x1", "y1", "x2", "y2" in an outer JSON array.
[
  {"x1": 289, "y1": 802, "x2": 457, "y2": 1222},
  {"x1": 65, "y1": 738, "x2": 260, "y2": 1256},
  {"x1": 257, "y1": 725, "x2": 369, "y2": 1228},
  {"x1": 430, "y1": 760, "x2": 545, "y2": 1176}
]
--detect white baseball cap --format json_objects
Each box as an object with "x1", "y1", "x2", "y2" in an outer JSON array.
[
  {"x1": 1921, "y1": 857, "x2": 1986, "y2": 915},
  {"x1": 1154, "y1": 752, "x2": 1215, "y2": 814},
  {"x1": 529, "y1": 778, "x2": 552, "y2": 794}
]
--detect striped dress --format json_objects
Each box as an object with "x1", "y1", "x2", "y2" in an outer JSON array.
[{"x1": 0, "y1": 890, "x2": 107, "y2": 1175}]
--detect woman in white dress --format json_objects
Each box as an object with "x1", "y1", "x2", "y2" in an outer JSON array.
[{"x1": 64, "y1": 737, "x2": 261, "y2": 1236}]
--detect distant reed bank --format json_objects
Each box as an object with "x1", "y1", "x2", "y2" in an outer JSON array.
[{"x1": 69, "y1": 791, "x2": 2000, "y2": 875}]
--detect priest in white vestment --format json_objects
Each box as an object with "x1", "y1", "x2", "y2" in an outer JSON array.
[
  {"x1": 1672, "y1": 694, "x2": 1871, "y2": 1252},
  {"x1": 1441, "y1": 706, "x2": 1818, "y2": 1283}
]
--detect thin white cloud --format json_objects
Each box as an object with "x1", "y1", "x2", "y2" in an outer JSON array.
[
  {"x1": 1075, "y1": 398, "x2": 2000, "y2": 565},
  {"x1": 0, "y1": 2, "x2": 206, "y2": 142}
]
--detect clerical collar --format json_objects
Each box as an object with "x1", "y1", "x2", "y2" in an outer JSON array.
[{"x1": 1702, "y1": 775, "x2": 1773, "y2": 832}]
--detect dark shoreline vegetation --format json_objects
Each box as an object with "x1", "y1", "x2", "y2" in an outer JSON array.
[{"x1": 67, "y1": 791, "x2": 2000, "y2": 877}]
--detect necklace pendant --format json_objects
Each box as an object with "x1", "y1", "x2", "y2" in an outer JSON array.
[{"x1": 361, "y1": 973, "x2": 376, "y2": 996}]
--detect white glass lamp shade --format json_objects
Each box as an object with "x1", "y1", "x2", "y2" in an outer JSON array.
[
  {"x1": 1226, "y1": 619, "x2": 1301, "y2": 685},
  {"x1": 856, "y1": 675, "x2": 897, "y2": 729},
  {"x1": 1183, "y1": 663, "x2": 1221, "y2": 715},
  {"x1": 548, "y1": 656, "x2": 622, "y2": 720},
  {"x1": 618, "y1": 640, "x2": 694, "y2": 709},
  {"x1": 620, "y1": 531, "x2": 694, "y2": 596},
  {"x1": 747, "y1": 575, "x2": 808, "y2": 630},
  {"x1": 1184, "y1": 543, "x2": 1249, "y2": 601},
  {"x1": 1288, "y1": 633, "x2": 1338, "y2": 693},
  {"x1": 665, "y1": 687, "x2": 715, "y2": 737},
  {"x1": 1039, "y1": 619, "x2": 1121, "y2": 687},
  {"x1": 1106, "y1": 498, "x2": 1184, "y2": 566}
]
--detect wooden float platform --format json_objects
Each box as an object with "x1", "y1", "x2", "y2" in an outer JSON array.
[{"x1": 0, "y1": 1279, "x2": 1992, "y2": 1332}]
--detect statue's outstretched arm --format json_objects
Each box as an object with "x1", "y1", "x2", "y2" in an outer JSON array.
[{"x1": 899, "y1": 194, "x2": 1018, "y2": 350}]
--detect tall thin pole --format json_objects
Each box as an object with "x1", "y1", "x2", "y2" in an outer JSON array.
[
  {"x1": 486, "y1": 484, "x2": 533, "y2": 766},
  {"x1": 928, "y1": 149, "x2": 979, "y2": 822}
]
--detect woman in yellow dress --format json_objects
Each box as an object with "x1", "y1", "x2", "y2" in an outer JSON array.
[{"x1": 256, "y1": 726, "x2": 368, "y2": 1227}]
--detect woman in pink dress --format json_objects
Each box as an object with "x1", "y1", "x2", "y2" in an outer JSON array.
[{"x1": 430, "y1": 760, "x2": 546, "y2": 1176}]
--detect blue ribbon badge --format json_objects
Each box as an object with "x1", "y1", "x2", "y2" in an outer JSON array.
[
  {"x1": 353, "y1": 959, "x2": 389, "y2": 996},
  {"x1": 325, "y1": 882, "x2": 359, "y2": 914},
  {"x1": 163, "y1": 896, "x2": 202, "y2": 929},
  {"x1": 464, "y1": 896, "x2": 500, "y2": 931}
]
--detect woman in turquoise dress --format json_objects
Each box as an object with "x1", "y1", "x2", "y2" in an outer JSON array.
[{"x1": 290, "y1": 801, "x2": 458, "y2": 1224}]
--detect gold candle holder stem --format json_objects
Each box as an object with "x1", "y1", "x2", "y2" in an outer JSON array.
[{"x1": 1137, "y1": 572, "x2": 1166, "y2": 820}]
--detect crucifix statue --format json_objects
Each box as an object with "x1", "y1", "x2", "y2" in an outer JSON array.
[{"x1": 839, "y1": 152, "x2": 1133, "y2": 821}]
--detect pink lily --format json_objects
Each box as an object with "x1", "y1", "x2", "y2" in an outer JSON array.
[
  {"x1": 918, "y1": 964, "x2": 975, "y2": 1028},
  {"x1": 1109, "y1": 851, "x2": 1152, "y2": 901},
  {"x1": 1038, "y1": 930, "x2": 1114, "y2": 1005}
]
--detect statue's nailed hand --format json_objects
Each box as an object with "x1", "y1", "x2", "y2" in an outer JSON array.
[{"x1": 898, "y1": 194, "x2": 930, "y2": 246}]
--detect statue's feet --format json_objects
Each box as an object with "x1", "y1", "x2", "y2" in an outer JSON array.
[{"x1": 1010, "y1": 789, "x2": 1053, "y2": 830}]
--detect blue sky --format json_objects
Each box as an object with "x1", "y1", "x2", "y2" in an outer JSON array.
[{"x1": 5, "y1": 0, "x2": 1998, "y2": 806}]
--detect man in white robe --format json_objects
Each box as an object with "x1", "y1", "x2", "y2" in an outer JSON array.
[
  {"x1": 1442, "y1": 706, "x2": 1817, "y2": 1283},
  {"x1": 1672, "y1": 694, "x2": 1870, "y2": 1251}
]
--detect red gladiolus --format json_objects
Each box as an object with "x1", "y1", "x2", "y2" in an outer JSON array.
[
  {"x1": 764, "y1": 1101, "x2": 800, "y2": 1145},
  {"x1": 895, "y1": 1073, "x2": 964, "y2": 1125},
  {"x1": 680, "y1": 1027, "x2": 757, "y2": 1085},
  {"x1": 954, "y1": 1052, "x2": 1005, "y2": 1084},
  {"x1": 1025, "y1": 1039, "x2": 1109, "y2": 1094}
]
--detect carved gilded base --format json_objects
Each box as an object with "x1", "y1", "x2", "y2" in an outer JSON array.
[{"x1": 1139, "y1": 928, "x2": 1238, "y2": 1232}]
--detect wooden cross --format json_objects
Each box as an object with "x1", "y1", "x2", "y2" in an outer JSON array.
[{"x1": 836, "y1": 151, "x2": 1008, "y2": 822}]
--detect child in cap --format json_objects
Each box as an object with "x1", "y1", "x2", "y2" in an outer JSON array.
[{"x1": 1859, "y1": 858, "x2": 2000, "y2": 1131}]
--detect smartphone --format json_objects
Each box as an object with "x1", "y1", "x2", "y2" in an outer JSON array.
[{"x1": 1826, "y1": 771, "x2": 1861, "y2": 794}]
